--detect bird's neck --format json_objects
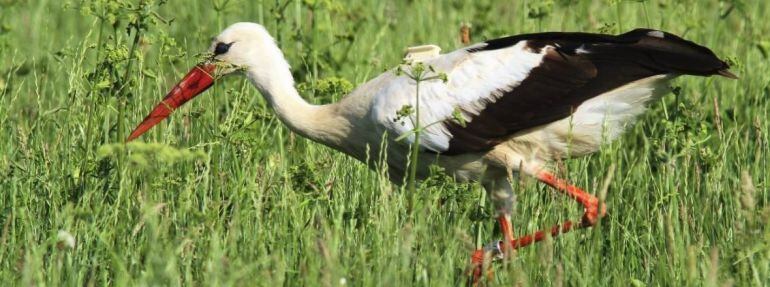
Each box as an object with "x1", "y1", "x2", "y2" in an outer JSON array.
[{"x1": 246, "y1": 58, "x2": 350, "y2": 148}]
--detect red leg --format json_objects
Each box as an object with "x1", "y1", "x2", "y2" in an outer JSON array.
[
  {"x1": 537, "y1": 171, "x2": 607, "y2": 227},
  {"x1": 498, "y1": 215, "x2": 515, "y2": 246},
  {"x1": 509, "y1": 171, "x2": 607, "y2": 249},
  {"x1": 468, "y1": 240, "x2": 500, "y2": 286},
  {"x1": 468, "y1": 171, "x2": 607, "y2": 284},
  {"x1": 469, "y1": 216, "x2": 512, "y2": 285}
]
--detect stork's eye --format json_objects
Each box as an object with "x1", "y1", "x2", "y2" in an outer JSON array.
[{"x1": 214, "y1": 42, "x2": 233, "y2": 55}]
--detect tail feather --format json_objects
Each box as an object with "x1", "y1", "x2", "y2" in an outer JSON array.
[
  {"x1": 617, "y1": 28, "x2": 732, "y2": 78},
  {"x1": 717, "y1": 69, "x2": 739, "y2": 79}
]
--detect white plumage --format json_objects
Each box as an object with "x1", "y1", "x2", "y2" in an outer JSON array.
[
  {"x1": 539, "y1": 74, "x2": 673, "y2": 157},
  {"x1": 374, "y1": 41, "x2": 547, "y2": 153}
]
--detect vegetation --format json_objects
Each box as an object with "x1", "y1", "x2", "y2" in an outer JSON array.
[{"x1": 0, "y1": 0, "x2": 767, "y2": 285}]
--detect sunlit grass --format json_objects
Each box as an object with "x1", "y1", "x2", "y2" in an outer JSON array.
[{"x1": 0, "y1": 0, "x2": 768, "y2": 286}]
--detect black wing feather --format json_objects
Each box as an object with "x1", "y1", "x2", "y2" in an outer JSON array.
[{"x1": 443, "y1": 29, "x2": 731, "y2": 155}]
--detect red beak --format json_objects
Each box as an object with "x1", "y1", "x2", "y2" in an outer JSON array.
[{"x1": 126, "y1": 64, "x2": 216, "y2": 141}]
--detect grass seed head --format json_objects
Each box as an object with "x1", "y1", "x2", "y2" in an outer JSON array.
[
  {"x1": 739, "y1": 171, "x2": 756, "y2": 212},
  {"x1": 56, "y1": 230, "x2": 76, "y2": 250}
]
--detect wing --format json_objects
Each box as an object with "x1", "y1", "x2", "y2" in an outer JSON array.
[
  {"x1": 371, "y1": 29, "x2": 731, "y2": 155},
  {"x1": 371, "y1": 40, "x2": 545, "y2": 153}
]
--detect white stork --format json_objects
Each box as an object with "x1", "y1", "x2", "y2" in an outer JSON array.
[{"x1": 126, "y1": 23, "x2": 735, "y2": 280}]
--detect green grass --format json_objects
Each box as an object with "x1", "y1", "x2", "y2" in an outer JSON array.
[{"x1": 1, "y1": 0, "x2": 768, "y2": 286}]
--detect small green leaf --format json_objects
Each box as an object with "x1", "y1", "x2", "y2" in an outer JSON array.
[
  {"x1": 438, "y1": 72, "x2": 448, "y2": 83},
  {"x1": 94, "y1": 80, "x2": 111, "y2": 90},
  {"x1": 452, "y1": 107, "x2": 467, "y2": 127}
]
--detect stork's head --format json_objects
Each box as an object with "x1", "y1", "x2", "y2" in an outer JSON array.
[
  {"x1": 127, "y1": 22, "x2": 284, "y2": 141},
  {"x1": 206, "y1": 22, "x2": 281, "y2": 75}
]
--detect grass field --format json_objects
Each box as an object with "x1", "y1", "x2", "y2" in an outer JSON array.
[{"x1": 1, "y1": 0, "x2": 768, "y2": 285}]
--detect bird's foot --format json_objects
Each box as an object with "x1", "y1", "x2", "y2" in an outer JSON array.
[
  {"x1": 468, "y1": 240, "x2": 506, "y2": 285},
  {"x1": 580, "y1": 198, "x2": 607, "y2": 227}
]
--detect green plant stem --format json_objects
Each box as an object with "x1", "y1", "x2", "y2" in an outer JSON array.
[
  {"x1": 118, "y1": 23, "x2": 143, "y2": 141},
  {"x1": 79, "y1": 18, "x2": 105, "y2": 190},
  {"x1": 406, "y1": 78, "x2": 421, "y2": 214}
]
